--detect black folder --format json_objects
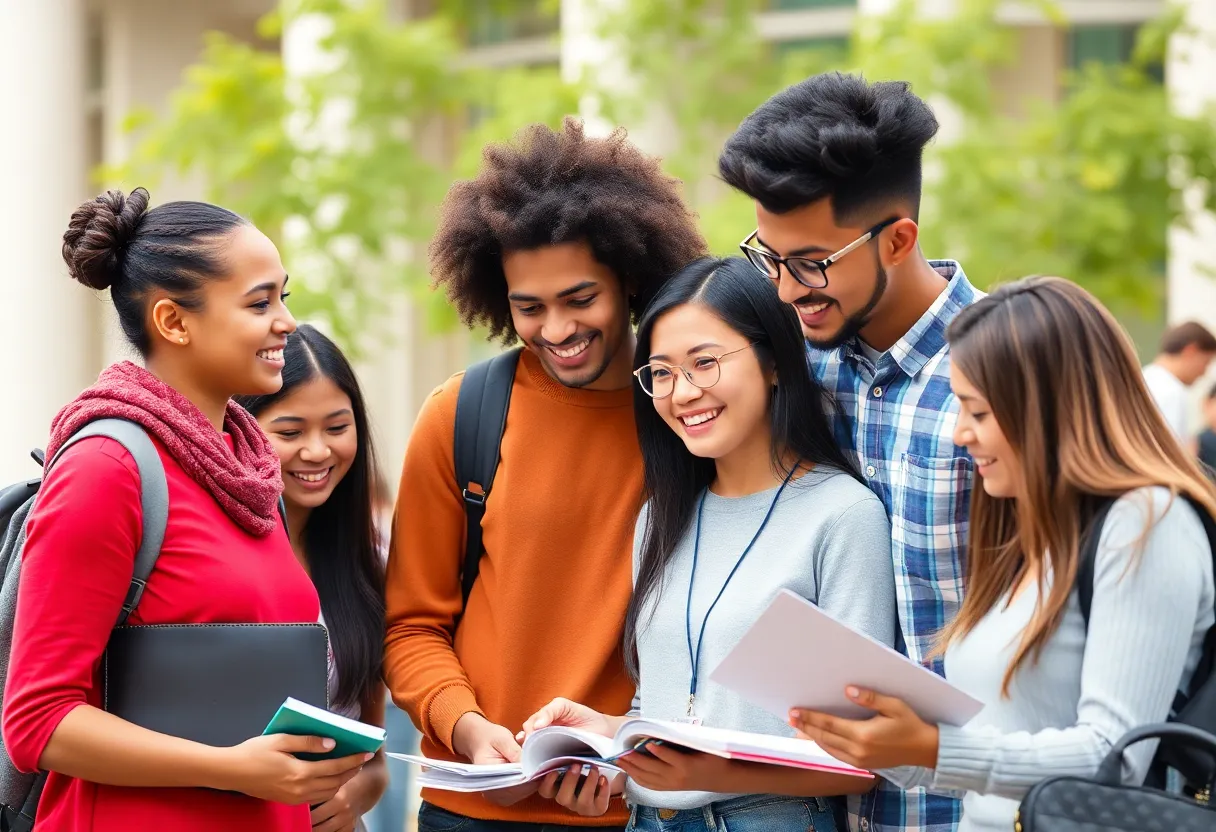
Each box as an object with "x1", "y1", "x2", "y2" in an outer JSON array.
[{"x1": 104, "y1": 622, "x2": 329, "y2": 748}]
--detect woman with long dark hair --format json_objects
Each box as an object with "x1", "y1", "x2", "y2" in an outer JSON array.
[
  {"x1": 791, "y1": 277, "x2": 1216, "y2": 832},
  {"x1": 522, "y1": 257, "x2": 896, "y2": 831},
  {"x1": 240, "y1": 324, "x2": 388, "y2": 832}
]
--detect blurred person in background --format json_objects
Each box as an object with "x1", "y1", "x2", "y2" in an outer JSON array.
[
  {"x1": 3, "y1": 188, "x2": 368, "y2": 831},
  {"x1": 1141, "y1": 321, "x2": 1216, "y2": 440},
  {"x1": 240, "y1": 324, "x2": 389, "y2": 832},
  {"x1": 1197, "y1": 383, "x2": 1216, "y2": 474},
  {"x1": 384, "y1": 118, "x2": 707, "y2": 832}
]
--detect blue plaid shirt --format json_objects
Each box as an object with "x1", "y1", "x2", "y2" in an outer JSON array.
[{"x1": 809, "y1": 262, "x2": 980, "y2": 832}]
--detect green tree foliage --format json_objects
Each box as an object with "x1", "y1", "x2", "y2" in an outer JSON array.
[
  {"x1": 111, "y1": 0, "x2": 574, "y2": 346},
  {"x1": 114, "y1": 0, "x2": 1216, "y2": 346}
]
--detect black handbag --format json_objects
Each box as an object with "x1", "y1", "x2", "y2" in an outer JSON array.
[{"x1": 1015, "y1": 724, "x2": 1216, "y2": 831}]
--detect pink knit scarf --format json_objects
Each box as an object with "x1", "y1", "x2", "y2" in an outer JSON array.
[{"x1": 46, "y1": 361, "x2": 283, "y2": 537}]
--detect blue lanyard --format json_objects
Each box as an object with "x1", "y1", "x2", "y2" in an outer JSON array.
[{"x1": 684, "y1": 465, "x2": 799, "y2": 717}]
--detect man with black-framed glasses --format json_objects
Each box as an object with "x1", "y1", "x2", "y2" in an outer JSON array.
[{"x1": 719, "y1": 73, "x2": 982, "y2": 832}]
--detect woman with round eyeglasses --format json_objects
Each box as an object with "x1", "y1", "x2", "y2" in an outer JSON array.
[{"x1": 518, "y1": 257, "x2": 897, "y2": 832}]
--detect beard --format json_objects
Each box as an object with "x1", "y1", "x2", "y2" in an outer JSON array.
[{"x1": 804, "y1": 260, "x2": 888, "y2": 351}]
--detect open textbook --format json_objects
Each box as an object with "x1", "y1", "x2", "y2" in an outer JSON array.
[
  {"x1": 711, "y1": 589, "x2": 984, "y2": 725},
  {"x1": 389, "y1": 718, "x2": 871, "y2": 793}
]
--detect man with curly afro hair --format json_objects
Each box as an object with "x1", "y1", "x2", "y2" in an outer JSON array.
[{"x1": 385, "y1": 118, "x2": 706, "y2": 831}]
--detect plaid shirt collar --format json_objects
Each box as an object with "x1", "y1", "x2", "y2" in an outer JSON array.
[{"x1": 835, "y1": 261, "x2": 976, "y2": 379}]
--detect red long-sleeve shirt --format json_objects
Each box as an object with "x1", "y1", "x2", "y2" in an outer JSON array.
[{"x1": 2, "y1": 435, "x2": 320, "y2": 831}]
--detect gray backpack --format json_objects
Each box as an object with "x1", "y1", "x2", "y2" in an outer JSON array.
[{"x1": 0, "y1": 419, "x2": 168, "y2": 832}]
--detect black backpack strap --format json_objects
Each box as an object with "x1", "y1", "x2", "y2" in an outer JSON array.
[
  {"x1": 1075, "y1": 497, "x2": 1118, "y2": 628},
  {"x1": 453, "y1": 348, "x2": 522, "y2": 610},
  {"x1": 1177, "y1": 496, "x2": 1216, "y2": 699},
  {"x1": 8, "y1": 773, "x2": 43, "y2": 832},
  {"x1": 1079, "y1": 493, "x2": 1216, "y2": 718}
]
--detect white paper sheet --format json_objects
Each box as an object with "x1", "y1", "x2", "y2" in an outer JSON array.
[{"x1": 709, "y1": 589, "x2": 984, "y2": 726}]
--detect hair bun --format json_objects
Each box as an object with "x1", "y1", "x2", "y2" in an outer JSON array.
[{"x1": 61, "y1": 187, "x2": 150, "y2": 290}]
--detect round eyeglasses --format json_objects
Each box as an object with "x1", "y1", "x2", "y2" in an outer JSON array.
[
  {"x1": 633, "y1": 344, "x2": 754, "y2": 400},
  {"x1": 738, "y1": 217, "x2": 899, "y2": 289}
]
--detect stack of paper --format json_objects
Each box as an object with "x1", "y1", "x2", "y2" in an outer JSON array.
[{"x1": 404, "y1": 759, "x2": 539, "y2": 793}]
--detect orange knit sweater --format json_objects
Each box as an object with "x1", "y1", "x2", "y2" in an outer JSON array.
[{"x1": 385, "y1": 349, "x2": 640, "y2": 825}]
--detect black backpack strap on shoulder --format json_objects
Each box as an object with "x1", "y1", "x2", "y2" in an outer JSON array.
[
  {"x1": 1075, "y1": 497, "x2": 1118, "y2": 629},
  {"x1": 1176, "y1": 495, "x2": 1216, "y2": 701},
  {"x1": 453, "y1": 348, "x2": 522, "y2": 610}
]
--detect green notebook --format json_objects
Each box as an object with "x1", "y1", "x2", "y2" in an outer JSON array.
[{"x1": 263, "y1": 697, "x2": 387, "y2": 761}]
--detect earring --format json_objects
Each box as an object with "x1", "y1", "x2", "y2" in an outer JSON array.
[{"x1": 179, "y1": 337, "x2": 186, "y2": 344}]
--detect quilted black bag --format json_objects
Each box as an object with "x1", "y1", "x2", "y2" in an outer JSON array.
[{"x1": 1015, "y1": 724, "x2": 1216, "y2": 831}]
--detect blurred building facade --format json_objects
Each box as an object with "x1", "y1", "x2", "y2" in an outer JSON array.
[{"x1": 2, "y1": 0, "x2": 1213, "y2": 485}]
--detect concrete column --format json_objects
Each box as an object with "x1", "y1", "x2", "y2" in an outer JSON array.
[
  {"x1": 1166, "y1": 0, "x2": 1216, "y2": 429},
  {"x1": 0, "y1": 0, "x2": 98, "y2": 482}
]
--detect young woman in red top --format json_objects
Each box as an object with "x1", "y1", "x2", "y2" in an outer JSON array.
[{"x1": 1, "y1": 188, "x2": 370, "y2": 831}]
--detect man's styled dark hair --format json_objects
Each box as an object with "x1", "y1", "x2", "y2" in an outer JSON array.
[
  {"x1": 718, "y1": 72, "x2": 939, "y2": 223},
  {"x1": 1160, "y1": 321, "x2": 1216, "y2": 355},
  {"x1": 430, "y1": 117, "x2": 707, "y2": 343}
]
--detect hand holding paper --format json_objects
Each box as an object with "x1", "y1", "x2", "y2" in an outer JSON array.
[
  {"x1": 789, "y1": 686, "x2": 941, "y2": 771},
  {"x1": 709, "y1": 590, "x2": 983, "y2": 726}
]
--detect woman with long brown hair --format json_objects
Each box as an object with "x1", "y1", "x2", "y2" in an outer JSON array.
[{"x1": 788, "y1": 276, "x2": 1216, "y2": 832}]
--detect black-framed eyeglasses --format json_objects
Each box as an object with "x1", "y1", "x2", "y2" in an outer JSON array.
[
  {"x1": 633, "y1": 344, "x2": 755, "y2": 400},
  {"x1": 738, "y1": 217, "x2": 900, "y2": 289}
]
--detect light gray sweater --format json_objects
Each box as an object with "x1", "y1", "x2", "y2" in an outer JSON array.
[
  {"x1": 882, "y1": 487, "x2": 1215, "y2": 832},
  {"x1": 627, "y1": 466, "x2": 897, "y2": 810}
]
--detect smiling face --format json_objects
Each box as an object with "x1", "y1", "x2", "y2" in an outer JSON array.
[
  {"x1": 646, "y1": 303, "x2": 773, "y2": 462},
  {"x1": 503, "y1": 241, "x2": 633, "y2": 390},
  {"x1": 951, "y1": 363, "x2": 1020, "y2": 499},
  {"x1": 753, "y1": 200, "x2": 889, "y2": 349},
  {"x1": 162, "y1": 224, "x2": 297, "y2": 397},
  {"x1": 257, "y1": 375, "x2": 358, "y2": 511}
]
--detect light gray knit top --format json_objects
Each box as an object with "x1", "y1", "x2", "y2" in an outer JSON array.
[
  {"x1": 882, "y1": 487, "x2": 1215, "y2": 832},
  {"x1": 627, "y1": 466, "x2": 897, "y2": 810}
]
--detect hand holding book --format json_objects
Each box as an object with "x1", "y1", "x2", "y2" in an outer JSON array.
[{"x1": 390, "y1": 705, "x2": 869, "y2": 796}]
